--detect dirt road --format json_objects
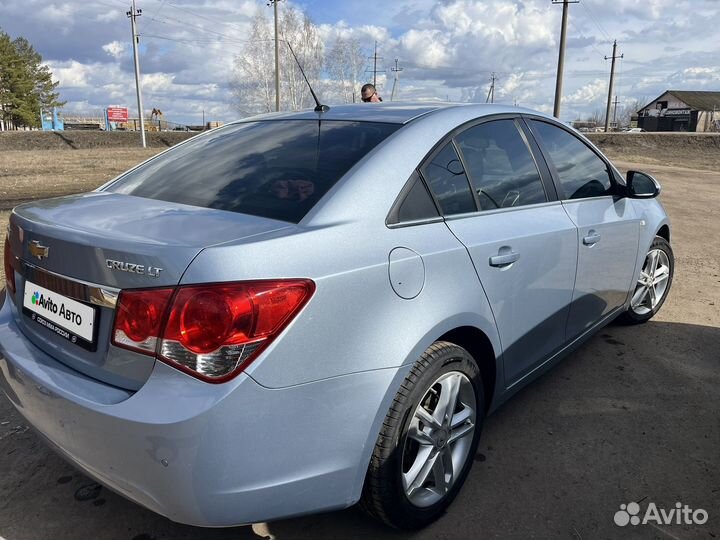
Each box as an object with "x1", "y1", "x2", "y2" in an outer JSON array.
[{"x1": 0, "y1": 147, "x2": 718, "y2": 539}]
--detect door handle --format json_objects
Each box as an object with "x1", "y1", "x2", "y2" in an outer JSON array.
[
  {"x1": 583, "y1": 232, "x2": 601, "y2": 246},
  {"x1": 489, "y1": 251, "x2": 520, "y2": 267}
]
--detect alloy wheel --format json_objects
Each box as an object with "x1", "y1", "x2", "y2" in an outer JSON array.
[
  {"x1": 401, "y1": 371, "x2": 477, "y2": 508},
  {"x1": 630, "y1": 248, "x2": 671, "y2": 315}
]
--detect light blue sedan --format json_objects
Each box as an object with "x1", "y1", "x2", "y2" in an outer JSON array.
[{"x1": 0, "y1": 103, "x2": 673, "y2": 530}]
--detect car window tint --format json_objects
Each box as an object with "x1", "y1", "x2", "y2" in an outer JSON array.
[
  {"x1": 105, "y1": 120, "x2": 400, "y2": 223},
  {"x1": 421, "y1": 142, "x2": 476, "y2": 216},
  {"x1": 455, "y1": 120, "x2": 546, "y2": 211},
  {"x1": 530, "y1": 120, "x2": 612, "y2": 200},
  {"x1": 393, "y1": 171, "x2": 439, "y2": 223}
]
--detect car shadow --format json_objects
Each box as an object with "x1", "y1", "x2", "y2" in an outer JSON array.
[{"x1": 0, "y1": 320, "x2": 718, "y2": 539}]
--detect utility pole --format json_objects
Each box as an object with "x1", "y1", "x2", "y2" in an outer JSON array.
[
  {"x1": 486, "y1": 72, "x2": 497, "y2": 104},
  {"x1": 612, "y1": 95, "x2": 620, "y2": 126},
  {"x1": 366, "y1": 41, "x2": 384, "y2": 88},
  {"x1": 390, "y1": 58, "x2": 403, "y2": 101},
  {"x1": 604, "y1": 40, "x2": 623, "y2": 132},
  {"x1": 373, "y1": 42, "x2": 378, "y2": 87},
  {"x1": 127, "y1": 0, "x2": 146, "y2": 148},
  {"x1": 268, "y1": 0, "x2": 283, "y2": 112},
  {"x1": 552, "y1": 0, "x2": 579, "y2": 119}
]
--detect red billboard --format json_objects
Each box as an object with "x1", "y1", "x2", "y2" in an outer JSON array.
[{"x1": 107, "y1": 107, "x2": 129, "y2": 122}]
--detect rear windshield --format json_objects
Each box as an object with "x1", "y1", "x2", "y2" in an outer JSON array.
[{"x1": 105, "y1": 120, "x2": 400, "y2": 223}]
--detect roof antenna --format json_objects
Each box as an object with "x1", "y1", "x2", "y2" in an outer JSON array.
[{"x1": 283, "y1": 39, "x2": 329, "y2": 113}]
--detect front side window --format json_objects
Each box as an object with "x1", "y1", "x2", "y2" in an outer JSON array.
[
  {"x1": 455, "y1": 120, "x2": 546, "y2": 210},
  {"x1": 421, "y1": 142, "x2": 476, "y2": 216},
  {"x1": 106, "y1": 120, "x2": 400, "y2": 223},
  {"x1": 530, "y1": 120, "x2": 613, "y2": 200}
]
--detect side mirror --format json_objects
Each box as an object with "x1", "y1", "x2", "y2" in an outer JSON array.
[{"x1": 626, "y1": 170, "x2": 661, "y2": 199}]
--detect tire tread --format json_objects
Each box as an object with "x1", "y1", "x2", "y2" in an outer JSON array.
[{"x1": 360, "y1": 341, "x2": 477, "y2": 528}]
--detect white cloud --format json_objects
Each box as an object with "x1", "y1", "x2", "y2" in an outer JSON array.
[
  {"x1": 141, "y1": 73, "x2": 174, "y2": 93},
  {"x1": 566, "y1": 79, "x2": 607, "y2": 105},
  {"x1": 102, "y1": 41, "x2": 126, "y2": 60},
  {"x1": 400, "y1": 29, "x2": 451, "y2": 68},
  {"x1": 38, "y1": 2, "x2": 75, "y2": 22},
  {"x1": 46, "y1": 60, "x2": 92, "y2": 89},
  {"x1": 4, "y1": 0, "x2": 719, "y2": 124}
]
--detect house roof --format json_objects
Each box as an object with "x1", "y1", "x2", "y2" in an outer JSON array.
[{"x1": 639, "y1": 90, "x2": 720, "y2": 112}]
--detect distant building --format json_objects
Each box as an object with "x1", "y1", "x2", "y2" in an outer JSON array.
[
  {"x1": 637, "y1": 90, "x2": 720, "y2": 132},
  {"x1": 571, "y1": 120, "x2": 598, "y2": 132}
]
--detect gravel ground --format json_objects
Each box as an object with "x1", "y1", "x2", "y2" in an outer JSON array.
[{"x1": 0, "y1": 144, "x2": 718, "y2": 539}]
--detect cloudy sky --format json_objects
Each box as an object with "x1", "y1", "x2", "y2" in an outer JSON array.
[{"x1": 2, "y1": 0, "x2": 719, "y2": 125}]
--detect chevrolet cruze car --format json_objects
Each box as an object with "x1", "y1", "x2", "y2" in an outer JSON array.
[{"x1": 0, "y1": 103, "x2": 673, "y2": 530}]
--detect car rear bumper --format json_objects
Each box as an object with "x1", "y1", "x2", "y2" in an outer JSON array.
[{"x1": 0, "y1": 297, "x2": 402, "y2": 526}]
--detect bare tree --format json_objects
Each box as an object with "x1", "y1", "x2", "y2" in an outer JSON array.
[
  {"x1": 617, "y1": 97, "x2": 647, "y2": 127},
  {"x1": 232, "y1": 9, "x2": 275, "y2": 115},
  {"x1": 279, "y1": 6, "x2": 323, "y2": 111},
  {"x1": 585, "y1": 108, "x2": 605, "y2": 127},
  {"x1": 231, "y1": 5, "x2": 323, "y2": 115},
  {"x1": 326, "y1": 36, "x2": 366, "y2": 103}
]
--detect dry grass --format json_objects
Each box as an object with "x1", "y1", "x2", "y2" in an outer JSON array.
[
  {"x1": 0, "y1": 148, "x2": 163, "y2": 284},
  {"x1": 0, "y1": 148, "x2": 161, "y2": 211}
]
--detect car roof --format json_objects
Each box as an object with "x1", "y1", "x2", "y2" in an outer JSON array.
[{"x1": 237, "y1": 102, "x2": 548, "y2": 125}]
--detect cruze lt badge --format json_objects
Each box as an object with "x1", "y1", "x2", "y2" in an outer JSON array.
[
  {"x1": 106, "y1": 259, "x2": 163, "y2": 277},
  {"x1": 29, "y1": 240, "x2": 50, "y2": 260}
]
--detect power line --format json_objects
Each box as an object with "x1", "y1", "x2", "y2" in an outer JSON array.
[
  {"x1": 579, "y1": 1, "x2": 613, "y2": 43},
  {"x1": 568, "y1": 17, "x2": 610, "y2": 60},
  {"x1": 139, "y1": 33, "x2": 249, "y2": 48},
  {"x1": 151, "y1": 12, "x2": 245, "y2": 42},
  {"x1": 163, "y1": 1, "x2": 249, "y2": 32},
  {"x1": 145, "y1": 0, "x2": 167, "y2": 31}
]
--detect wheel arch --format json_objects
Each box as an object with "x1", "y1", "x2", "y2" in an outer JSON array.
[
  {"x1": 437, "y1": 326, "x2": 497, "y2": 412},
  {"x1": 656, "y1": 224, "x2": 670, "y2": 242},
  {"x1": 350, "y1": 318, "x2": 501, "y2": 506}
]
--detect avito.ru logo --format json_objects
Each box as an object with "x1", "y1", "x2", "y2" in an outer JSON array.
[{"x1": 614, "y1": 501, "x2": 708, "y2": 527}]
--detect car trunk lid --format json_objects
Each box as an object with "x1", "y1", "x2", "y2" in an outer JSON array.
[{"x1": 7, "y1": 192, "x2": 291, "y2": 390}]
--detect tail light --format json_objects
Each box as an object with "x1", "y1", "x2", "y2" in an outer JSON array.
[
  {"x1": 113, "y1": 288, "x2": 174, "y2": 354},
  {"x1": 3, "y1": 236, "x2": 15, "y2": 296},
  {"x1": 112, "y1": 280, "x2": 315, "y2": 383}
]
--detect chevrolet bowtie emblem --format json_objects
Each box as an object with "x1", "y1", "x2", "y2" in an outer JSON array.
[{"x1": 28, "y1": 240, "x2": 50, "y2": 260}]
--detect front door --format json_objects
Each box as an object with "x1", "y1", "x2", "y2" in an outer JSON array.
[{"x1": 528, "y1": 119, "x2": 640, "y2": 338}]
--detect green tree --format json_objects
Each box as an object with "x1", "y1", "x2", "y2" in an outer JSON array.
[{"x1": 0, "y1": 29, "x2": 64, "y2": 129}]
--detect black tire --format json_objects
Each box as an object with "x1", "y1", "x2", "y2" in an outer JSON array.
[
  {"x1": 617, "y1": 235, "x2": 674, "y2": 325},
  {"x1": 360, "y1": 341, "x2": 485, "y2": 530}
]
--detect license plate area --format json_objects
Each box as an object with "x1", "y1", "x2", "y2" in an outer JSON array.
[{"x1": 23, "y1": 280, "x2": 99, "y2": 352}]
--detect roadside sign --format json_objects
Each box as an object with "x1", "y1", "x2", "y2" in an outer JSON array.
[{"x1": 107, "y1": 107, "x2": 129, "y2": 122}]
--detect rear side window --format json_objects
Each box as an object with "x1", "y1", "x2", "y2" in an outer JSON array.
[
  {"x1": 387, "y1": 171, "x2": 439, "y2": 224},
  {"x1": 530, "y1": 120, "x2": 612, "y2": 200},
  {"x1": 455, "y1": 120, "x2": 546, "y2": 210},
  {"x1": 421, "y1": 142, "x2": 476, "y2": 216},
  {"x1": 106, "y1": 120, "x2": 400, "y2": 223}
]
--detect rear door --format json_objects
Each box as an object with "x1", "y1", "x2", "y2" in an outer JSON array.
[
  {"x1": 526, "y1": 118, "x2": 640, "y2": 338},
  {"x1": 421, "y1": 117, "x2": 578, "y2": 385}
]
